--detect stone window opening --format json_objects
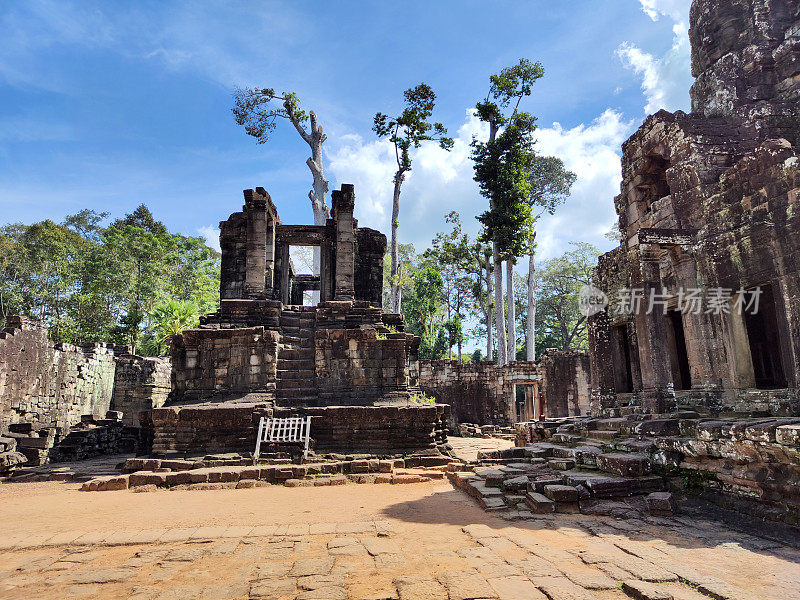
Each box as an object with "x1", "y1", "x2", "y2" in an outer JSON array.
[
  {"x1": 515, "y1": 382, "x2": 540, "y2": 421},
  {"x1": 665, "y1": 310, "x2": 692, "y2": 391},
  {"x1": 636, "y1": 154, "x2": 671, "y2": 215},
  {"x1": 289, "y1": 245, "x2": 321, "y2": 306}
]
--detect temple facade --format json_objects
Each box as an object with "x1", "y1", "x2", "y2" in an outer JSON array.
[{"x1": 589, "y1": 0, "x2": 800, "y2": 417}]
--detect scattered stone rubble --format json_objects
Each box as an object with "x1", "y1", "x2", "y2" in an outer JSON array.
[{"x1": 448, "y1": 426, "x2": 667, "y2": 520}]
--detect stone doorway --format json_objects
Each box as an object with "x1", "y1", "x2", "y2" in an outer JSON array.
[
  {"x1": 665, "y1": 310, "x2": 691, "y2": 391},
  {"x1": 289, "y1": 245, "x2": 321, "y2": 306},
  {"x1": 743, "y1": 283, "x2": 787, "y2": 389},
  {"x1": 611, "y1": 324, "x2": 634, "y2": 393}
]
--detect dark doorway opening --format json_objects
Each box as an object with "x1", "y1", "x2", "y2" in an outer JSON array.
[
  {"x1": 743, "y1": 283, "x2": 787, "y2": 389},
  {"x1": 666, "y1": 310, "x2": 691, "y2": 390},
  {"x1": 611, "y1": 325, "x2": 634, "y2": 393}
]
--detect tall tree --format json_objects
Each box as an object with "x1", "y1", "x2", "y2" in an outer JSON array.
[
  {"x1": 404, "y1": 266, "x2": 446, "y2": 359},
  {"x1": 233, "y1": 88, "x2": 329, "y2": 295},
  {"x1": 535, "y1": 242, "x2": 599, "y2": 352},
  {"x1": 472, "y1": 59, "x2": 544, "y2": 364},
  {"x1": 423, "y1": 212, "x2": 473, "y2": 359},
  {"x1": 0, "y1": 207, "x2": 220, "y2": 351},
  {"x1": 373, "y1": 83, "x2": 453, "y2": 313},
  {"x1": 526, "y1": 156, "x2": 576, "y2": 360}
]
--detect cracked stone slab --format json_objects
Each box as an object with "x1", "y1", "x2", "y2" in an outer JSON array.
[
  {"x1": 437, "y1": 568, "x2": 497, "y2": 600},
  {"x1": 290, "y1": 557, "x2": 335, "y2": 577}
]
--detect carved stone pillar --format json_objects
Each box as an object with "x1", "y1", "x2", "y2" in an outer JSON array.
[
  {"x1": 244, "y1": 188, "x2": 268, "y2": 298},
  {"x1": 331, "y1": 184, "x2": 355, "y2": 301},
  {"x1": 671, "y1": 249, "x2": 722, "y2": 395},
  {"x1": 588, "y1": 309, "x2": 617, "y2": 416},
  {"x1": 633, "y1": 244, "x2": 676, "y2": 414}
]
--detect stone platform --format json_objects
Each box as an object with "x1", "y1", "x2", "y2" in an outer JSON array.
[{"x1": 146, "y1": 402, "x2": 450, "y2": 459}]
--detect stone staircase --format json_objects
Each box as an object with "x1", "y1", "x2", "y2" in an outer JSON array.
[
  {"x1": 448, "y1": 418, "x2": 669, "y2": 518},
  {"x1": 276, "y1": 306, "x2": 317, "y2": 406}
]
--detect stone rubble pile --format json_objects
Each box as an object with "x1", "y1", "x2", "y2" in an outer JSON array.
[{"x1": 513, "y1": 413, "x2": 800, "y2": 524}]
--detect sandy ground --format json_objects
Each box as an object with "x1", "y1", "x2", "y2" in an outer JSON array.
[{"x1": 0, "y1": 476, "x2": 799, "y2": 600}]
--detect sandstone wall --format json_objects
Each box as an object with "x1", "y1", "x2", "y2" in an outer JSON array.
[
  {"x1": 276, "y1": 405, "x2": 448, "y2": 456},
  {"x1": 148, "y1": 401, "x2": 271, "y2": 456},
  {"x1": 314, "y1": 301, "x2": 419, "y2": 406},
  {"x1": 418, "y1": 361, "x2": 540, "y2": 429},
  {"x1": 111, "y1": 356, "x2": 172, "y2": 426},
  {"x1": 588, "y1": 0, "x2": 800, "y2": 417},
  {"x1": 169, "y1": 326, "x2": 280, "y2": 403},
  {"x1": 147, "y1": 403, "x2": 446, "y2": 457},
  {"x1": 0, "y1": 316, "x2": 116, "y2": 434},
  {"x1": 540, "y1": 351, "x2": 591, "y2": 418}
]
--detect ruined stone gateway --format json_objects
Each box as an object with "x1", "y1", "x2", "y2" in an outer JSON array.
[{"x1": 148, "y1": 184, "x2": 448, "y2": 458}]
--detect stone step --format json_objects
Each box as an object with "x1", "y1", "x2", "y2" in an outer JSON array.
[
  {"x1": 542, "y1": 484, "x2": 580, "y2": 502},
  {"x1": 276, "y1": 369, "x2": 315, "y2": 380},
  {"x1": 547, "y1": 458, "x2": 576, "y2": 470},
  {"x1": 525, "y1": 492, "x2": 554, "y2": 514},
  {"x1": 278, "y1": 349, "x2": 315, "y2": 361},
  {"x1": 550, "y1": 433, "x2": 584, "y2": 446},
  {"x1": 596, "y1": 453, "x2": 651, "y2": 477},
  {"x1": 589, "y1": 418, "x2": 628, "y2": 432},
  {"x1": 587, "y1": 430, "x2": 619, "y2": 442},
  {"x1": 275, "y1": 388, "x2": 317, "y2": 398},
  {"x1": 552, "y1": 445, "x2": 602, "y2": 466}
]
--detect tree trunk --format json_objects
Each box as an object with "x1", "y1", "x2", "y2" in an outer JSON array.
[
  {"x1": 485, "y1": 258, "x2": 493, "y2": 361},
  {"x1": 487, "y1": 119, "x2": 507, "y2": 365},
  {"x1": 389, "y1": 174, "x2": 404, "y2": 313},
  {"x1": 305, "y1": 111, "x2": 329, "y2": 305},
  {"x1": 493, "y1": 246, "x2": 507, "y2": 365},
  {"x1": 506, "y1": 259, "x2": 515, "y2": 361},
  {"x1": 527, "y1": 231, "x2": 536, "y2": 362}
]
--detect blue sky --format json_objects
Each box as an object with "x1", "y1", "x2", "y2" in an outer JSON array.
[{"x1": 0, "y1": 0, "x2": 692, "y2": 260}]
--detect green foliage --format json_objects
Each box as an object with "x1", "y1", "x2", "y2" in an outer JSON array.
[
  {"x1": 534, "y1": 242, "x2": 600, "y2": 352},
  {"x1": 0, "y1": 207, "x2": 220, "y2": 353},
  {"x1": 470, "y1": 348, "x2": 484, "y2": 363},
  {"x1": 232, "y1": 87, "x2": 308, "y2": 143},
  {"x1": 373, "y1": 83, "x2": 453, "y2": 179},
  {"x1": 422, "y1": 212, "x2": 475, "y2": 357},
  {"x1": 141, "y1": 299, "x2": 200, "y2": 356},
  {"x1": 528, "y1": 155, "x2": 577, "y2": 217},
  {"x1": 409, "y1": 392, "x2": 437, "y2": 405},
  {"x1": 472, "y1": 59, "x2": 546, "y2": 260},
  {"x1": 474, "y1": 117, "x2": 538, "y2": 259}
]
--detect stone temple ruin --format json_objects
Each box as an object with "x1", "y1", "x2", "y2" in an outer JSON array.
[
  {"x1": 1, "y1": 0, "x2": 798, "y2": 535},
  {"x1": 148, "y1": 183, "x2": 449, "y2": 459},
  {"x1": 0, "y1": 182, "x2": 588, "y2": 476}
]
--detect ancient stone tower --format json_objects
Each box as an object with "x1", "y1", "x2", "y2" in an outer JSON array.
[{"x1": 589, "y1": 0, "x2": 800, "y2": 416}]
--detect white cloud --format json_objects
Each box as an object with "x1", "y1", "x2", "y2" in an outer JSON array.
[
  {"x1": 618, "y1": 0, "x2": 692, "y2": 114},
  {"x1": 327, "y1": 108, "x2": 632, "y2": 263},
  {"x1": 638, "y1": 0, "x2": 690, "y2": 22},
  {"x1": 326, "y1": 109, "x2": 488, "y2": 254},
  {"x1": 197, "y1": 225, "x2": 221, "y2": 252},
  {"x1": 534, "y1": 110, "x2": 634, "y2": 259}
]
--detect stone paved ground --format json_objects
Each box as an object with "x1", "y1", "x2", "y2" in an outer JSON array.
[{"x1": 1, "y1": 476, "x2": 799, "y2": 600}]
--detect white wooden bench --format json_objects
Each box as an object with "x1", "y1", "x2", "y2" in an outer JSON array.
[{"x1": 254, "y1": 416, "x2": 312, "y2": 462}]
